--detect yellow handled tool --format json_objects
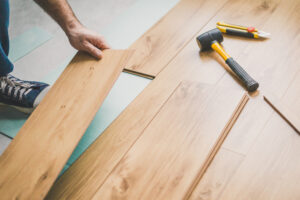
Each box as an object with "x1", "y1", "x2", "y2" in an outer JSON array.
[
  {"x1": 196, "y1": 28, "x2": 259, "y2": 92},
  {"x1": 217, "y1": 21, "x2": 270, "y2": 39}
]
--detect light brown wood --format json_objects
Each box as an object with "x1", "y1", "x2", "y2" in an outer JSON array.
[
  {"x1": 46, "y1": 78, "x2": 181, "y2": 200},
  {"x1": 282, "y1": 70, "x2": 300, "y2": 115},
  {"x1": 189, "y1": 148, "x2": 244, "y2": 200},
  {"x1": 0, "y1": 50, "x2": 132, "y2": 199},
  {"x1": 194, "y1": 0, "x2": 300, "y2": 154},
  {"x1": 47, "y1": 0, "x2": 252, "y2": 196},
  {"x1": 46, "y1": 0, "x2": 236, "y2": 198},
  {"x1": 213, "y1": 0, "x2": 299, "y2": 96},
  {"x1": 217, "y1": 113, "x2": 300, "y2": 200},
  {"x1": 125, "y1": 0, "x2": 229, "y2": 77},
  {"x1": 189, "y1": 0, "x2": 300, "y2": 198},
  {"x1": 48, "y1": 0, "x2": 300, "y2": 198},
  {"x1": 91, "y1": 82, "x2": 247, "y2": 200},
  {"x1": 264, "y1": 92, "x2": 300, "y2": 134},
  {"x1": 222, "y1": 95, "x2": 274, "y2": 154}
]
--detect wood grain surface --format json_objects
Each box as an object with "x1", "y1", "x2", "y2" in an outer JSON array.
[
  {"x1": 47, "y1": 0, "x2": 253, "y2": 198},
  {"x1": 124, "y1": 0, "x2": 228, "y2": 77},
  {"x1": 218, "y1": 113, "x2": 300, "y2": 200},
  {"x1": 91, "y1": 83, "x2": 247, "y2": 200},
  {"x1": 189, "y1": 148, "x2": 244, "y2": 200},
  {"x1": 48, "y1": 0, "x2": 300, "y2": 198},
  {"x1": 189, "y1": 0, "x2": 300, "y2": 198},
  {"x1": 46, "y1": 0, "x2": 235, "y2": 198},
  {"x1": 0, "y1": 50, "x2": 132, "y2": 199},
  {"x1": 186, "y1": 0, "x2": 300, "y2": 155},
  {"x1": 46, "y1": 78, "x2": 181, "y2": 199}
]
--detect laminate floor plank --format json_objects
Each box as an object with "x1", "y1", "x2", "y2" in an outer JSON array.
[
  {"x1": 46, "y1": 77, "x2": 181, "y2": 199},
  {"x1": 215, "y1": 0, "x2": 300, "y2": 96},
  {"x1": 48, "y1": 0, "x2": 300, "y2": 198},
  {"x1": 189, "y1": 111, "x2": 300, "y2": 200},
  {"x1": 124, "y1": 0, "x2": 229, "y2": 77},
  {"x1": 0, "y1": 50, "x2": 132, "y2": 199},
  {"x1": 189, "y1": 0, "x2": 300, "y2": 198},
  {"x1": 92, "y1": 83, "x2": 247, "y2": 200},
  {"x1": 46, "y1": 0, "x2": 235, "y2": 198},
  {"x1": 221, "y1": 96, "x2": 274, "y2": 155},
  {"x1": 282, "y1": 69, "x2": 300, "y2": 115},
  {"x1": 189, "y1": 148, "x2": 244, "y2": 200},
  {"x1": 193, "y1": 0, "x2": 300, "y2": 154},
  {"x1": 218, "y1": 113, "x2": 300, "y2": 200},
  {"x1": 46, "y1": 0, "x2": 242, "y2": 196}
]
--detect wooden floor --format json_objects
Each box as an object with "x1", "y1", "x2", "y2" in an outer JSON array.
[{"x1": 2, "y1": 0, "x2": 300, "y2": 199}]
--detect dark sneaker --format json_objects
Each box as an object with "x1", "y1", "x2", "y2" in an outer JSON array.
[{"x1": 0, "y1": 74, "x2": 50, "y2": 114}]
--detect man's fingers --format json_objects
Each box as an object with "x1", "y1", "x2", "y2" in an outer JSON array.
[
  {"x1": 91, "y1": 34, "x2": 111, "y2": 50},
  {"x1": 84, "y1": 42, "x2": 103, "y2": 59}
]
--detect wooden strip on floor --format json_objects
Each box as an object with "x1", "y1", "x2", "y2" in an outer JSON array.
[
  {"x1": 0, "y1": 50, "x2": 132, "y2": 199},
  {"x1": 91, "y1": 83, "x2": 247, "y2": 200},
  {"x1": 264, "y1": 93, "x2": 300, "y2": 134},
  {"x1": 124, "y1": 0, "x2": 228, "y2": 77}
]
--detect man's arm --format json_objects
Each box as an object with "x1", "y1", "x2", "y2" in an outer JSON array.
[{"x1": 34, "y1": 0, "x2": 110, "y2": 59}]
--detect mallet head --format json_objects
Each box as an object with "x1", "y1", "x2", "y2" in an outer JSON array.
[{"x1": 196, "y1": 28, "x2": 223, "y2": 51}]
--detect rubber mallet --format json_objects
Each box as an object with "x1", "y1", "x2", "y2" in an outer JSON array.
[{"x1": 196, "y1": 28, "x2": 259, "y2": 92}]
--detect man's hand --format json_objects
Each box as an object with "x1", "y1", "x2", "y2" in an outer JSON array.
[
  {"x1": 67, "y1": 25, "x2": 110, "y2": 59},
  {"x1": 34, "y1": 0, "x2": 110, "y2": 59}
]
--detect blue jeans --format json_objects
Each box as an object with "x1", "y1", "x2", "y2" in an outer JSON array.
[{"x1": 0, "y1": 0, "x2": 13, "y2": 76}]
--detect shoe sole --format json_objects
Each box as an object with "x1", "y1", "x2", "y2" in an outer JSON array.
[{"x1": 0, "y1": 102, "x2": 33, "y2": 114}]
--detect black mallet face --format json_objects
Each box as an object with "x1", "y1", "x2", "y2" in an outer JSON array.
[{"x1": 196, "y1": 28, "x2": 224, "y2": 51}]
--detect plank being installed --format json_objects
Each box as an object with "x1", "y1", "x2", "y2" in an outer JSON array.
[
  {"x1": 124, "y1": 0, "x2": 228, "y2": 77},
  {"x1": 0, "y1": 50, "x2": 132, "y2": 199}
]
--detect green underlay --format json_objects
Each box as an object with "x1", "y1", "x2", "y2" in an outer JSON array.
[{"x1": 8, "y1": 27, "x2": 52, "y2": 62}]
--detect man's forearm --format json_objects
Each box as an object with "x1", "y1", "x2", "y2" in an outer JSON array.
[{"x1": 34, "y1": 0, "x2": 81, "y2": 34}]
